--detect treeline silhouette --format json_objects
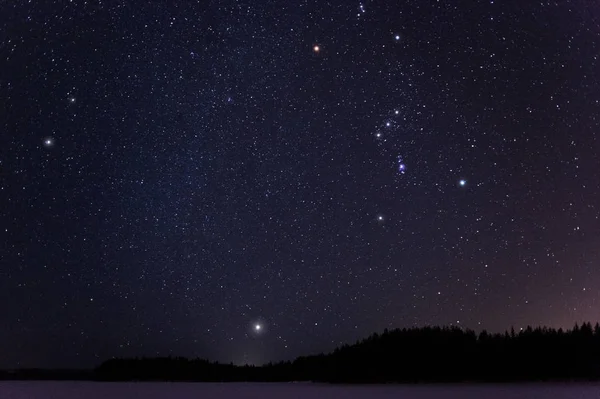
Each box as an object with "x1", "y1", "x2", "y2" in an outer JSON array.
[
  {"x1": 93, "y1": 323, "x2": 600, "y2": 383},
  {"x1": 5, "y1": 323, "x2": 600, "y2": 382}
]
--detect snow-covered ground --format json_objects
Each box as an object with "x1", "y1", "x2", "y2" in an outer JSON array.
[{"x1": 1, "y1": 381, "x2": 600, "y2": 399}]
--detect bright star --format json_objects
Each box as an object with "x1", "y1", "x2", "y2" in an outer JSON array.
[
  {"x1": 377, "y1": 215, "x2": 385, "y2": 222},
  {"x1": 68, "y1": 96, "x2": 76, "y2": 103},
  {"x1": 395, "y1": 35, "x2": 401, "y2": 41},
  {"x1": 313, "y1": 45, "x2": 320, "y2": 53},
  {"x1": 43, "y1": 137, "x2": 55, "y2": 148},
  {"x1": 251, "y1": 320, "x2": 266, "y2": 336},
  {"x1": 459, "y1": 179, "x2": 467, "y2": 187}
]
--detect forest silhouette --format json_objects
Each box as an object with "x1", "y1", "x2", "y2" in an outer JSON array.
[{"x1": 4, "y1": 323, "x2": 600, "y2": 382}]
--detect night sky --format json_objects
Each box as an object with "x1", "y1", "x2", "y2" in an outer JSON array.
[{"x1": 1, "y1": 0, "x2": 600, "y2": 369}]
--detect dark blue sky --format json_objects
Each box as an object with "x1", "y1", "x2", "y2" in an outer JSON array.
[{"x1": 1, "y1": 0, "x2": 600, "y2": 368}]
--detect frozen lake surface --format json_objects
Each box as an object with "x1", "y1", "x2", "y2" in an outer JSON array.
[{"x1": 2, "y1": 381, "x2": 600, "y2": 398}]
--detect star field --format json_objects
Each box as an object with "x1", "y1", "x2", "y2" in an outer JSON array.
[{"x1": 1, "y1": 0, "x2": 600, "y2": 368}]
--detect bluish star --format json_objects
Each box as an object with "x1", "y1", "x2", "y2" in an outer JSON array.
[
  {"x1": 397, "y1": 156, "x2": 406, "y2": 174},
  {"x1": 43, "y1": 137, "x2": 55, "y2": 148}
]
